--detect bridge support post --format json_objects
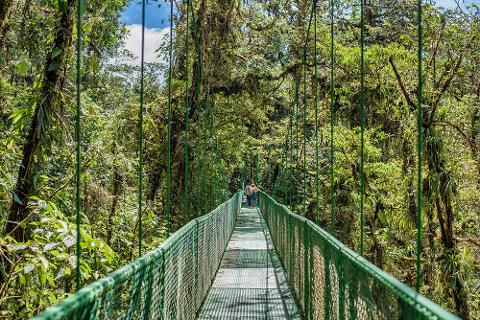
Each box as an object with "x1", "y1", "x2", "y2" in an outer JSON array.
[
  {"x1": 324, "y1": 245, "x2": 331, "y2": 319},
  {"x1": 347, "y1": 263, "x2": 358, "y2": 319},
  {"x1": 194, "y1": 220, "x2": 199, "y2": 313},
  {"x1": 303, "y1": 220, "x2": 311, "y2": 319},
  {"x1": 338, "y1": 249, "x2": 346, "y2": 320}
]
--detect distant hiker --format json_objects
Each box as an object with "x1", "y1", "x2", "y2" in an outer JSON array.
[
  {"x1": 245, "y1": 181, "x2": 254, "y2": 206},
  {"x1": 251, "y1": 183, "x2": 259, "y2": 205}
]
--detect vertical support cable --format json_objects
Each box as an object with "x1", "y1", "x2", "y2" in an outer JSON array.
[
  {"x1": 329, "y1": 0, "x2": 335, "y2": 234},
  {"x1": 302, "y1": 43, "x2": 307, "y2": 217},
  {"x1": 303, "y1": 221, "x2": 311, "y2": 317},
  {"x1": 191, "y1": 2, "x2": 203, "y2": 217},
  {"x1": 214, "y1": 136, "x2": 219, "y2": 206},
  {"x1": 289, "y1": 111, "x2": 294, "y2": 206},
  {"x1": 254, "y1": 154, "x2": 259, "y2": 186},
  {"x1": 302, "y1": 5, "x2": 314, "y2": 217},
  {"x1": 313, "y1": 0, "x2": 319, "y2": 224},
  {"x1": 415, "y1": 0, "x2": 423, "y2": 293},
  {"x1": 203, "y1": 90, "x2": 208, "y2": 212},
  {"x1": 138, "y1": 0, "x2": 146, "y2": 257},
  {"x1": 166, "y1": 0, "x2": 174, "y2": 232},
  {"x1": 75, "y1": 0, "x2": 82, "y2": 292},
  {"x1": 359, "y1": 0, "x2": 366, "y2": 256},
  {"x1": 282, "y1": 130, "x2": 287, "y2": 201},
  {"x1": 275, "y1": 142, "x2": 284, "y2": 200},
  {"x1": 295, "y1": 76, "x2": 300, "y2": 209},
  {"x1": 279, "y1": 128, "x2": 288, "y2": 200},
  {"x1": 196, "y1": 110, "x2": 202, "y2": 216},
  {"x1": 211, "y1": 108, "x2": 217, "y2": 208},
  {"x1": 183, "y1": 0, "x2": 191, "y2": 224}
]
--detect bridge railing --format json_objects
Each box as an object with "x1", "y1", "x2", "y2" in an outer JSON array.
[
  {"x1": 32, "y1": 192, "x2": 242, "y2": 320},
  {"x1": 259, "y1": 192, "x2": 460, "y2": 320}
]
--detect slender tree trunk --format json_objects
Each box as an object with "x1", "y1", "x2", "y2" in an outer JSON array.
[
  {"x1": 368, "y1": 201, "x2": 384, "y2": 269},
  {"x1": 0, "y1": 0, "x2": 13, "y2": 46},
  {"x1": 7, "y1": 0, "x2": 77, "y2": 241},
  {"x1": 107, "y1": 140, "x2": 122, "y2": 245},
  {"x1": 147, "y1": 123, "x2": 166, "y2": 202},
  {"x1": 401, "y1": 138, "x2": 417, "y2": 221},
  {"x1": 470, "y1": 103, "x2": 480, "y2": 185},
  {"x1": 425, "y1": 127, "x2": 470, "y2": 319}
]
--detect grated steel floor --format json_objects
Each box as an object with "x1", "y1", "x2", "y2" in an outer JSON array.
[{"x1": 197, "y1": 204, "x2": 302, "y2": 320}]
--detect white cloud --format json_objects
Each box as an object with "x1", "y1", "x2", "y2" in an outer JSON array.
[{"x1": 124, "y1": 24, "x2": 170, "y2": 64}]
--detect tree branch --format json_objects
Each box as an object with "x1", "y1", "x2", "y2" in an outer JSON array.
[
  {"x1": 388, "y1": 56, "x2": 416, "y2": 111},
  {"x1": 432, "y1": 53, "x2": 464, "y2": 110},
  {"x1": 435, "y1": 120, "x2": 476, "y2": 152}
]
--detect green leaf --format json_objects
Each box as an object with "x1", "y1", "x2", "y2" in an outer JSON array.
[
  {"x1": 17, "y1": 56, "x2": 30, "y2": 76},
  {"x1": 39, "y1": 271, "x2": 46, "y2": 285},
  {"x1": 23, "y1": 263, "x2": 34, "y2": 274},
  {"x1": 13, "y1": 192, "x2": 23, "y2": 205},
  {"x1": 48, "y1": 61, "x2": 61, "y2": 72},
  {"x1": 51, "y1": 47, "x2": 62, "y2": 59},
  {"x1": 80, "y1": 0, "x2": 87, "y2": 16}
]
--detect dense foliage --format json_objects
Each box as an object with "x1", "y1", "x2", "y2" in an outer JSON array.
[{"x1": 0, "y1": 0, "x2": 479, "y2": 318}]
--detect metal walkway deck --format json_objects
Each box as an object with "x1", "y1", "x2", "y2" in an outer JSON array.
[{"x1": 197, "y1": 205, "x2": 302, "y2": 319}]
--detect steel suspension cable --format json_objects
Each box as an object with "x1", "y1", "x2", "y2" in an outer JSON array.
[
  {"x1": 183, "y1": 0, "x2": 191, "y2": 224},
  {"x1": 329, "y1": 0, "x2": 335, "y2": 234},
  {"x1": 190, "y1": 2, "x2": 203, "y2": 217},
  {"x1": 303, "y1": 5, "x2": 314, "y2": 217},
  {"x1": 289, "y1": 110, "x2": 294, "y2": 206},
  {"x1": 166, "y1": 0, "x2": 174, "y2": 232},
  {"x1": 214, "y1": 131, "x2": 218, "y2": 207},
  {"x1": 254, "y1": 154, "x2": 259, "y2": 187},
  {"x1": 209, "y1": 102, "x2": 217, "y2": 208},
  {"x1": 277, "y1": 128, "x2": 286, "y2": 199},
  {"x1": 283, "y1": 125, "x2": 291, "y2": 203},
  {"x1": 137, "y1": 0, "x2": 146, "y2": 257},
  {"x1": 202, "y1": 90, "x2": 209, "y2": 212},
  {"x1": 196, "y1": 111, "x2": 202, "y2": 216},
  {"x1": 208, "y1": 95, "x2": 215, "y2": 210},
  {"x1": 277, "y1": 125, "x2": 289, "y2": 201},
  {"x1": 75, "y1": 0, "x2": 82, "y2": 292},
  {"x1": 313, "y1": 0, "x2": 319, "y2": 224},
  {"x1": 274, "y1": 154, "x2": 281, "y2": 200},
  {"x1": 415, "y1": 0, "x2": 424, "y2": 293},
  {"x1": 360, "y1": 0, "x2": 366, "y2": 256},
  {"x1": 302, "y1": 44, "x2": 307, "y2": 216},
  {"x1": 294, "y1": 75, "x2": 300, "y2": 208}
]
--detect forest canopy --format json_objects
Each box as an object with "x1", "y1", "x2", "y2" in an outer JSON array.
[{"x1": 0, "y1": 0, "x2": 479, "y2": 318}]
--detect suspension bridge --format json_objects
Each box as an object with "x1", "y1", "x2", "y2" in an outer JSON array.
[{"x1": 28, "y1": 0, "x2": 464, "y2": 318}]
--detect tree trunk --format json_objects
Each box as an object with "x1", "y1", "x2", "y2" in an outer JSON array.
[
  {"x1": 107, "y1": 142, "x2": 122, "y2": 245},
  {"x1": 401, "y1": 138, "x2": 417, "y2": 222},
  {"x1": 425, "y1": 127, "x2": 471, "y2": 319},
  {"x1": 470, "y1": 103, "x2": 480, "y2": 185},
  {"x1": 6, "y1": 0, "x2": 77, "y2": 241},
  {"x1": 368, "y1": 201, "x2": 384, "y2": 269},
  {"x1": 0, "y1": 0, "x2": 13, "y2": 46}
]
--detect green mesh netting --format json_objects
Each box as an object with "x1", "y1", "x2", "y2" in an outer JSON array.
[
  {"x1": 32, "y1": 192, "x2": 241, "y2": 320},
  {"x1": 258, "y1": 192, "x2": 461, "y2": 320}
]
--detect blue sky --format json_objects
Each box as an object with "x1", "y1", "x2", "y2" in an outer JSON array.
[
  {"x1": 120, "y1": 0, "x2": 479, "y2": 29},
  {"x1": 119, "y1": 0, "x2": 478, "y2": 64},
  {"x1": 121, "y1": 1, "x2": 172, "y2": 29},
  {"x1": 436, "y1": 0, "x2": 478, "y2": 8},
  {"x1": 120, "y1": 1, "x2": 173, "y2": 64}
]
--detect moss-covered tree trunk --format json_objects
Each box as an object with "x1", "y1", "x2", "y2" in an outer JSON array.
[
  {"x1": 425, "y1": 127, "x2": 470, "y2": 319},
  {"x1": 0, "y1": 0, "x2": 13, "y2": 45},
  {"x1": 107, "y1": 141, "x2": 122, "y2": 245},
  {"x1": 7, "y1": 0, "x2": 77, "y2": 241}
]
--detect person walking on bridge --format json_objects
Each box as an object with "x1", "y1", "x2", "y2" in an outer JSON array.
[
  {"x1": 245, "y1": 180, "x2": 254, "y2": 206},
  {"x1": 251, "y1": 183, "x2": 259, "y2": 206}
]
